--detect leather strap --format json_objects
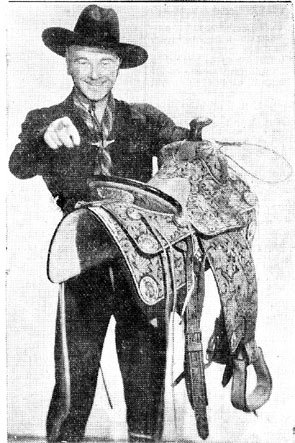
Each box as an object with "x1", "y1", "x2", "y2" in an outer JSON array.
[
  {"x1": 139, "y1": 216, "x2": 180, "y2": 438},
  {"x1": 145, "y1": 220, "x2": 209, "y2": 439},
  {"x1": 184, "y1": 254, "x2": 209, "y2": 440}
]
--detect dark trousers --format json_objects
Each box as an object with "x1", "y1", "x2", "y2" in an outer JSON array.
[{"x1": 46, "y1": 260, "x2": 167, "y2": 442}]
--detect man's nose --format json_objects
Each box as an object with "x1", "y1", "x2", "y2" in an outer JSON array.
[{"x1": 89, "y1": 63, "x2": 103, "y2": 79}]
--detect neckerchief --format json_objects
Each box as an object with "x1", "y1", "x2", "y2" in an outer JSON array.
[{"x1": 73, "y1": 88, "x2": 115, "y2": 175}]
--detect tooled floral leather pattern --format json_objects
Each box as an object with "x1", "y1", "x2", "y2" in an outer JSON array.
[
  {"x1": 200, "y1": 230, "x2": 257, "y2": 353},
  {"x1": 88, "y1": 205, "x2": 187, "y2": 306},
  {"x1": 155, "y1": 140, "x2": 257, "y2": 236},
  {"x1": 99, "y1": 201, "x2": 192, "y2": 254}
]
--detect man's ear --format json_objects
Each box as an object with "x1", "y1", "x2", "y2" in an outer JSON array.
[
  {"x1": 66, "y1": 59, "x2": 72, "y2": 76},
  {"x1": 65, "y1": 48, "x2": 72, "y2": 76}
]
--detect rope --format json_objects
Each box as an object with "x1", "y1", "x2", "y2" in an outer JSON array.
[{"x1": 216, "y1": 141, "x2": 293, "y2": 184}]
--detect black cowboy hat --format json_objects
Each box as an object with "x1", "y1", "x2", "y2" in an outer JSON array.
[{"x1": 42, "y1": 5, "x2": 148, "y2": 69}]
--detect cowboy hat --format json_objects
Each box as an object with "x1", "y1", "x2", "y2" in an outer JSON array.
[{"x1": 42, "y1": 5, "x2": 148, "y2": 69}]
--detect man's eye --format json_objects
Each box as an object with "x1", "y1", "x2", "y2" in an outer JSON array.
[{"x1": 76, "y1": 60, "x2": 88, "y2": 65}]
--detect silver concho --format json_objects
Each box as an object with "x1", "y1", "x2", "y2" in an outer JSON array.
[
  {"x1": 139, "y1": 275, "x2": 161, "y2": 305},
  {"x1": 137, "y1": 234, "x2": 159, "y2": 254},
  {"x1": 230, "y1": 332, "x2": 239, "y2": 352},
  {"x1": 173, "y1": 213, "x2": 188, "y2": 227},
  {"x1": 126, "y1": 206, "x2": 142, "y2": 220}
]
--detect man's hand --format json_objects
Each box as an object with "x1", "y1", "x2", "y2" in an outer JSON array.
[{"x1": 44, "y1": 117, "x2": 81, "y2": 150}]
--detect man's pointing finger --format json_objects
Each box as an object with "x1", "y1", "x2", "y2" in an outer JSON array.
[
  {"x1": 69, "y1": 124, "x2": 81, "y2": 146},
  {"x1": 59, "y1": 130, "x2": 75, "y2": 149},
  {"x1": 60, "y1": 117, "x2": 80, "y2": 146},
  {"x1": 60, "y1": 116, "x2": 73, "y2": 128}
]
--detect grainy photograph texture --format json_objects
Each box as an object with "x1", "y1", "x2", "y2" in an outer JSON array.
[{"x1": 6, "y1": 2, "x2": 295, "y2": 443}]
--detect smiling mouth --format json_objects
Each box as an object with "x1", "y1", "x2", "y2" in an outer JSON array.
[{"x1": 86, "y1": 81, "x2": 106, "y2": 87}]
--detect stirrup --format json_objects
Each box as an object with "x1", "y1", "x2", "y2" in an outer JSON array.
[{"x1": 231, "y1": 344, "x2": 272, "y2": 413}]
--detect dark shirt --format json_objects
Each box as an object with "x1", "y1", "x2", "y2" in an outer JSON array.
[{"x1": 9, "y1": 92, "x2": 189, "y2": 212}]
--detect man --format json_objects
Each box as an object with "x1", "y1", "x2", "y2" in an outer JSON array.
[{"x1": 9, "y1": 5, "x2": 189, "y2": 443}]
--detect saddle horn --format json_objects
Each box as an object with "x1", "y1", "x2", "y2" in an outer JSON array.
[{"x1": 188, "y1": 117, "x2": 213, "y2": 141}]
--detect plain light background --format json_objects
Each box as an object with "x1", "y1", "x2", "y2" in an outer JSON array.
[{"x1": 5, "y1": 2, "x2": 295, "y2": 442}]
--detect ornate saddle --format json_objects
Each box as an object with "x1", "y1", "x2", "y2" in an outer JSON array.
[{"x1": 47, "y1": 118, "x2": 272, "y2": 440}]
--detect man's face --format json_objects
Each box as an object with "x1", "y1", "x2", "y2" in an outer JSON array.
[{"x1": 66, "y1": 46, "x2": 120, "y2": 101}]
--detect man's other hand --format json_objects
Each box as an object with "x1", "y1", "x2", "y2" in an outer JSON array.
[{"x1": 44, "y1": 117, "x2": 81, "y2": 150}]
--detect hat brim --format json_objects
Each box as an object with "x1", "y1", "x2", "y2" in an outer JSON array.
[{"x1": 42, "y1": 27, "x2": 148, "y2": 69}]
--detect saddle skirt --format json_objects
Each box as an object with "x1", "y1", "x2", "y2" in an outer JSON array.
[{"x1": 48, "y1": 199, "x2": 193, "y2": 319}]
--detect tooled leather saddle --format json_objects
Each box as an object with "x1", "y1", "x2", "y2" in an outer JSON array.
[{"x1": 47, "y1": 118, "x2": 272, "y2": 440}]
